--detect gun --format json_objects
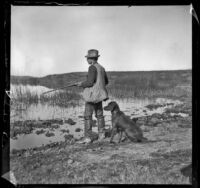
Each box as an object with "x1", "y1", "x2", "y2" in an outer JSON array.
[{"x1": 41, "y1": 83, "x2": 79, "y2": 95}]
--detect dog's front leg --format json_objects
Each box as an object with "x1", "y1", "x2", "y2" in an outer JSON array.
[
  {"x1": 118, "y1": 130, "x2": 123, "y2": 143},
  {"x1": 110, "y1": 126, "x2": 117, "y2": 144},
  {"x1": 121, "y1": 132, "x2": 128, "y2": 142}
]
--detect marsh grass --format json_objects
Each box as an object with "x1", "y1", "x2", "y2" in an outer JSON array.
[
  {"x1": 11, "y1": 84, "x2": 82, "y2": 108},
  {"x1": 107, "y1": 85, "x2": 191, "y2": 100},
  {"x1": 106, "y1": 71, "x2": 191, "y2": 100},
  {"x1": 40, "y1": 90, "x2": 82, "y2": 107},
  {"x1": 11, "y1": 71, "x2": 191, "y2": 106},
  {"x1": 11, "y1": 85, "x2": 39, "y2": 104}
]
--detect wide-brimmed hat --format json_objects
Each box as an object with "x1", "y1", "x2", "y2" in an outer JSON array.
[{"x1": 85, "y1": 49, "x2": 100, "y2": 58}]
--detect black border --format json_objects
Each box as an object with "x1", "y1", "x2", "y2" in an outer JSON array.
[{"x1": 1, "y1": 0, "x2": 199, "y2": 187}]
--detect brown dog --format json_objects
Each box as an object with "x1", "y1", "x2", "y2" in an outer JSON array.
[{"x1": 104, "y1": 101, "x2": 147, "y2": 143}]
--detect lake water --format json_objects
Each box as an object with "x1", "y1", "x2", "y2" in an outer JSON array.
[{"x1": 10, "y1": 85, "x2": 183, "y2": 151}]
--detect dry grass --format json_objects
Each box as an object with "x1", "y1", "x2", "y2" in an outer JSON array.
[
  {"x1": 10, "y1": 118, "x2": 192, "y2": 184},
  {"x1": 11, "y1": 84, "x2": 82, "y2": 108},
  {"x1": 11, "y1": 70, "x2": 192, "y2": 104},
  {"x1": 107, "y1": 85, "x2": 191, "y2": 100},
  {"x1": 40, "y1": 90, "x2": 82, "y2": 107}
]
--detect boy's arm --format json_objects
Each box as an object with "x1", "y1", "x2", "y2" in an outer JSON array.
[
  {"x1": 80, "y1": 65, "x2": 97, "y2": 88},
  {"x1": 105, "y1": 71, "x2": 109, "y2": 85}
]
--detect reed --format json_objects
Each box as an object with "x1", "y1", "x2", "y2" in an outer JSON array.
[
  {"x1": 106, "y1": 71, "x2": 191, "y2": 100},
  {"x1": 107, "y1": 85, "x2": 191, "y2": 100},
  {"x1": 11, "y1": 84, "x2": 39, "y2": 105},
  {"x1": 11, "y1": 69, "x2": 191, "y2": 108},
  {"x1": 11, "y1": 84, "x2": 83, "y2": 107},
  {"x1": 40, "y1": 90, "x2": 82, "y2": 107}
]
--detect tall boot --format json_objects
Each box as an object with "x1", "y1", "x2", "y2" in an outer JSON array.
[
  {"x1": 77, "y1": 119, "x2": 93, "y2": 144},
  {"x1": 84, "y1": 119, "x2": 93, "y2": 138},
  {"x1": 97, "y1": 117, "x2": 106, "y2": 141}
]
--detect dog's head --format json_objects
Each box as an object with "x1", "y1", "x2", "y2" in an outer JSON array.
[
  {"x1": 104, "y1": 101, "x2": 120, "y2": 112},
  {"x1": 132, "y1": 117, "x2": 138, "y2": 123}
]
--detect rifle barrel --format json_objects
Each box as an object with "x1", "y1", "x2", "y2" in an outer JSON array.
[{"x1": 42, "y1": 84, "x2": 77, "y2": 95}]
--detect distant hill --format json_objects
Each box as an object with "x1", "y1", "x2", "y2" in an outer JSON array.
[
  {"x1": 11, "y1": 72, "x2": 87, "y2": 88},
  {"x1": 11, "y1": 70, "x2": 192, "y2": 89}
]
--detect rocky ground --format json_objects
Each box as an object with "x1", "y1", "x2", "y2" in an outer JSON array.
[
  {"x1": 10, "y1": 118, "x2": 77, "y2": 139},
  {"x1": 10, "y1": 98, "x2": 192, "y2": 184}
]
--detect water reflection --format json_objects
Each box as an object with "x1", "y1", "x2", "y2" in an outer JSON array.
[{"x1": 10, "y1": 97, "x2": 181, "y2": 150}]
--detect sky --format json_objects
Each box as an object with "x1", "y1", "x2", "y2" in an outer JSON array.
[{"x1": 11, "y1": 6, "x2": 192, "y2": 77}]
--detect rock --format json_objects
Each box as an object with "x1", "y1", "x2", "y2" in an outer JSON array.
[
  {"x1": 23, "y1": 126, "x2": 33, "y2": 134},
  {"x1": 151, "y1": 113, "x2": 163, "y2": 119},
  {"x1": 65, "y1": 118, "x2": 76, "y2": 125},
  {"x1": 52, "y1": 119, "x2": 63, "y2": 124},
  {"x1": 145, "y1": 104, "x2": 163, "y2": 110},
  {"x1": 166, "y1": 103, "x2": 174, "y2": 106},
  {"x1": 75, "y1": 128, "x2": 82, "y2": 132},
  {"x1": 64, "y1": 134, "x2": 74, "y2": 142},
  {"x1": 45, "y1": 131, "x2": 55, "y2": 137},
  {"x1": 35, "y1": 129, "x2": 45, "y2": 135},
  {"x1": 42, "y1": 121, "x2": 51, "y2": 127},
  {"x1": 60, "y1": 129, "x2": 69, "y2": 133},
  {"x1": 51, "y1": 124, "x2": 60, "y2": 129}
]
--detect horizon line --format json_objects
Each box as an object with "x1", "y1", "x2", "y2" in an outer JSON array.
[{"x1": 11, "y1": 68, "x2": 192, "y2": 78}]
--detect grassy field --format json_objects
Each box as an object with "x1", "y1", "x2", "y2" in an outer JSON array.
[
  {"x1": 11, "y1": 70, "x2": 191, "y2": 90},
  {"x1": 10, "y1": 70, "x2": 192, "y2": 184},
  {"x1": 11, "y1": 70, "x2": 191, "y2": 103}
]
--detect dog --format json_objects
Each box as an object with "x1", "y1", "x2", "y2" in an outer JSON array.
[{"x1": 104, "y1": 101, "x2": 147, "y2": 143}]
